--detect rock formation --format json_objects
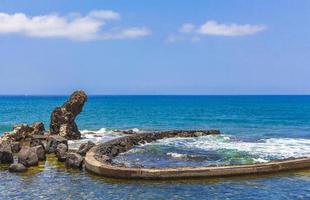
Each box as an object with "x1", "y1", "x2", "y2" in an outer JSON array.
[
  {"x1": 46, "y1": 135, "x2": 68, "y2": 153},
  {"x1": 55, "y1": 143, "x2": 68, "y2": 161},
  {"x1": 9, "y1": 163, "x2": 27, "y2": 173},
  {"x1": 0, "y1": 141, "x2": 14, "y2": 164},
  {"x1": 50, "y1": 90, "x2": 87, "y2": 139},
  {"x1": 78, "y1": 141, "x2": 95, "y2": 156},
  {"x1": 17, "y1": 146, "x2": 39, "y2": 167},
  {"x1": 10, "y1": 122, "x2": 45, "y2": 141},
  {"x1": 65, "y1": 153, "x2": 83, "y2": 169}
]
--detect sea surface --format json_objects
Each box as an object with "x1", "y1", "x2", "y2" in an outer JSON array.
[{"x1": 1, "y1": 95, "x2": 310, "y2": 199}]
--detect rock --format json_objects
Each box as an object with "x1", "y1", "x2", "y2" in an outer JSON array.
[
  {"x1": 77, "y1": 141, "x2": 95, "y2": 156},
  {"x1": 96, "y1": 155, "x2": 111, "y2": 163},
  {"x1": 30, "y1": 137, "x2": 45, "y2": 149},
  {"x1": 65, "y1": 153, "x2": 83, "y2": 169},
  {"x1": 31, "y1": 122, "x2": 45, "y2": 135},
  {"x1": 11, "y1": 124, "x2": 33, "y2": 141},
  {"x1": 46, "y1": 135, "x2": 68, "y2": 153},
  {"x1": 10, "y1": 122, "x2": 45, "y2": 141},
  {"x1": 32, "y1": 145, "x2": 46, "y2": 161},
  {"x1": 17, "y1": 146, "x2": 39, "y2": 167},
  {"x1": 0, "y1": 141, "x2": 13, "y2": 164},
  {"x1": 50, "y1": 91, "x2": 87, "y2": 140},
  {"x1": 9, "y1": 163, "x2": 27, "y2": 173},
  {"x1": 55, "y1": 143, "x2": 68, "y2": 162},
  {"x1": 11, "y1": 141, "x2": 21, "y2": 153}
]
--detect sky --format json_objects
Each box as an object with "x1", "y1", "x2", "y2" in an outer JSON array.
[{"x1": 0, "y1": 0, "x2": 310, "y2": 95}]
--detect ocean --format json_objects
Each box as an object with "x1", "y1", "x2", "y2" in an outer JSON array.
[{"x1": 0, "y1": 95, "x2": 310, "y2": 199}]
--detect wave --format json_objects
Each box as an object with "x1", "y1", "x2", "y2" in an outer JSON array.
[
  {"x1": 156, "y1": 135, "x2": 310, "y2": 161},
  {"x1": 68, "y1": 128, "x2": 143, "y2": 150}
]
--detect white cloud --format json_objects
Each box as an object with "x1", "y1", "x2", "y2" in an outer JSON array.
[
  {"x1": 168, "y1": 20, "x2": 267, "y2": 42},
  {"x1": 0, "y1": 11, "x2": 151, "y2": 41},
  {"x1": 179, "y1": 23, "x2": 195, "y2": 33},
  {"x1": 198, "y1": 20, "x2": 267, "y2": 36}
]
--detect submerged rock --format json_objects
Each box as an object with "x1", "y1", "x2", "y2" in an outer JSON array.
[
  {"x1": 55, "y1": 143, "x2": 68, "y2": 162},
  {"x1": 78, "y1": 141, "x2": 95, "y2": 156},
  {"x1": 50, "y1": 90, "x2": 87, "y2": 140},
  {"x1": 46, "y1": 135, "x2": 68, "y2": 153},
  {"x1": 17, "y1": 146, "x2": 39, "y2": 167},
  {"x1": 65, "y1": 153, "x2": 83, "y2": 169},
  {"x1": 0, "y1": 141, "x2": 13, "y2": 164},
  {"x1": 9, "y1": 163, "x2": 27, "y2": 173}
]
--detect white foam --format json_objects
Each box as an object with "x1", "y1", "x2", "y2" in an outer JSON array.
[
  {"x1": 68, "y1": 128, "x2": 143, "y2": 150},
  {"x1": 167, "y1": 152, "x2": 188, "y2": 158},
  {"x1": 157, "y1": 135, "x2": 310, "y2": 161}
]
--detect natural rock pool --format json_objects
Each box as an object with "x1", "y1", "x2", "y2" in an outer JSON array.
[
  {"x1": 113, "y1": 135, "x2": 310, "y2": 168},
  {"x1": 1, "y1": 154, "x2": 310, "y2": 199},
  {"x1": 1, "y1": 95, "x2": 310, "y2": 199}
]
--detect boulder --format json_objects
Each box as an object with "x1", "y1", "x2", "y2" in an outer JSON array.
[
  {"x1": 11, "y1": 141, "x2": 21, "y2": 153},
  {"x1": 17, "y1": 146, "x2": 39, "y2": 167},
  {"x1": 77, "y1": 141, "x2": 95, "y2": 156},
  {"x1": 9, "y1": 163, "x2": 27, "y2": 173},
  {"x1": 55, "y1": 143, "x2": 68, "y2": 162},
  {"x1": 65, "y1": 153, "x2": 83, "y2": 169},
  {"x1": 32, "y1": 145, "x2": 46, "y2": 161},
  {"x1": 46, "y1": 135, "x2": 68, "y2": 153},
  {"x1": 0, "y1": 141, "x2": 13, "y2": 164},
  {"x1": 50, "y1": 91, "x2": 87, "y2": 140}
]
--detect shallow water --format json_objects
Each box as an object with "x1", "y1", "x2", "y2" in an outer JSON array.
[{"x1": 1, "y1": 95, "x2": 310, "y2": 199}]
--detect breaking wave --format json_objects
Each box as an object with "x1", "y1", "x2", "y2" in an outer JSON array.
[{"x1": 157, "y1": 135, "x2": 310, "y2": 161}]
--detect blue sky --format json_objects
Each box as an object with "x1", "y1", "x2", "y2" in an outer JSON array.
[{"x1": 0, "y1": 0, "x2": 310, "y2": 95}]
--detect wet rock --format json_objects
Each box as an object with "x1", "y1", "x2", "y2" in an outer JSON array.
[
  {"x1": 9, "y1": 163, "x2": 27, "y2": 173},
  {"x1": 77, "y1": 141, "x2": 95, "y2": 156},
  {"x1": 32, "y1": 145, "x2": 46, "y2": 161},
  {"x1": 46, "y1": 135, "x2": 68, "y2": 153},
  {"x1": 50, "y1": 90, "x2": 87, "y2": 140},
  {"x1": 17, "y1": 146, "x2": 39, "y2": 167},
  {"x1": 0, "y1": 141, "x2": 13, "y2": 164},
  {"x1": 55, "y1": 143, "x2": 68, "y2": 162},
  {"x1": 65, "y1": 153, "x2": 83, "y2": 168},
  {"x1": 96, "y1": 155, "x2": 111, "y2": 163}
]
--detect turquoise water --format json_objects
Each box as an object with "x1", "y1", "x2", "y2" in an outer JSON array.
[{"x1": 1, "y1": 95, "x2": 310, "y2": 199}]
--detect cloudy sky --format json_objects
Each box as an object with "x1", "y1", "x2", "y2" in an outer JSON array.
[{"x1": 0, "y1": 0, "x2": 310, "y2": 94}]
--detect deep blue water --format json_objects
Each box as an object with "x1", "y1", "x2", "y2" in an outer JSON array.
[{"x1": 1, "y1": 95, "x2": 310, "y2": 199}]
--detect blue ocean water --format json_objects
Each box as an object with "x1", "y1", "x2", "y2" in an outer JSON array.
[{"x1": 0, "y1": 95, "x2": 310, "y2": 199}]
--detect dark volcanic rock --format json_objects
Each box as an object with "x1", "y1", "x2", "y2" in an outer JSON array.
[
  {"x1": 50, "y1": 91, "x2": 87, "y2": 140},
  {"x1": 55, "y1": 143, "x2": 68, "y2": 162},
  {"x1": 46, "y1": 135, "x2": 68, "y2": 153},
  {"x1": 10, "y1": 122, "x2": 45, "y2": 141},
  {"x1": 0, "y1": 141, "x2": 14, "y2": 164},
  {"x1": 31, "y1": 122, "x2": 45, "y2": 135},
  {"x1": 77, "y1": 141, "x2": 95, "y2": 156},
  {"x1": 9, "y1": 163, "x2": 27, "y2": 173},
  {"x1": 17, "y1": 146, "x2": 39, "y2": 167},
  {"x1": 32, "y1": 145, "x2": 46, "y2": 161},
  {"x1": 11, "y1": 141, "x2": 21, "y2": 153},
  {"x1": 65, "y1": 153, "x2": 83, "y2": 169}
]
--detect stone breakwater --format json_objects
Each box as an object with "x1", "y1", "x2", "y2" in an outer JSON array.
[
  {"x1": 85, "y1": 131, "x2": 310, "y2": 179},
  {"x1": 94, "y1": 130, "x2": 221, "y2": 162}
]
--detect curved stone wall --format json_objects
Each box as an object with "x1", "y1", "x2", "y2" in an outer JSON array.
[{"x1": 85, "y1": 130, "x2": 310, "y2": 179}]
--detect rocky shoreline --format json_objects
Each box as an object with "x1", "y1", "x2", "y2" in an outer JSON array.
[
  {"x1": 0, "y1": 90, "x2": 214, "y2": 173},
  {"x1": 0, "y1": 91, "x2": 93, "y2": 172}
]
